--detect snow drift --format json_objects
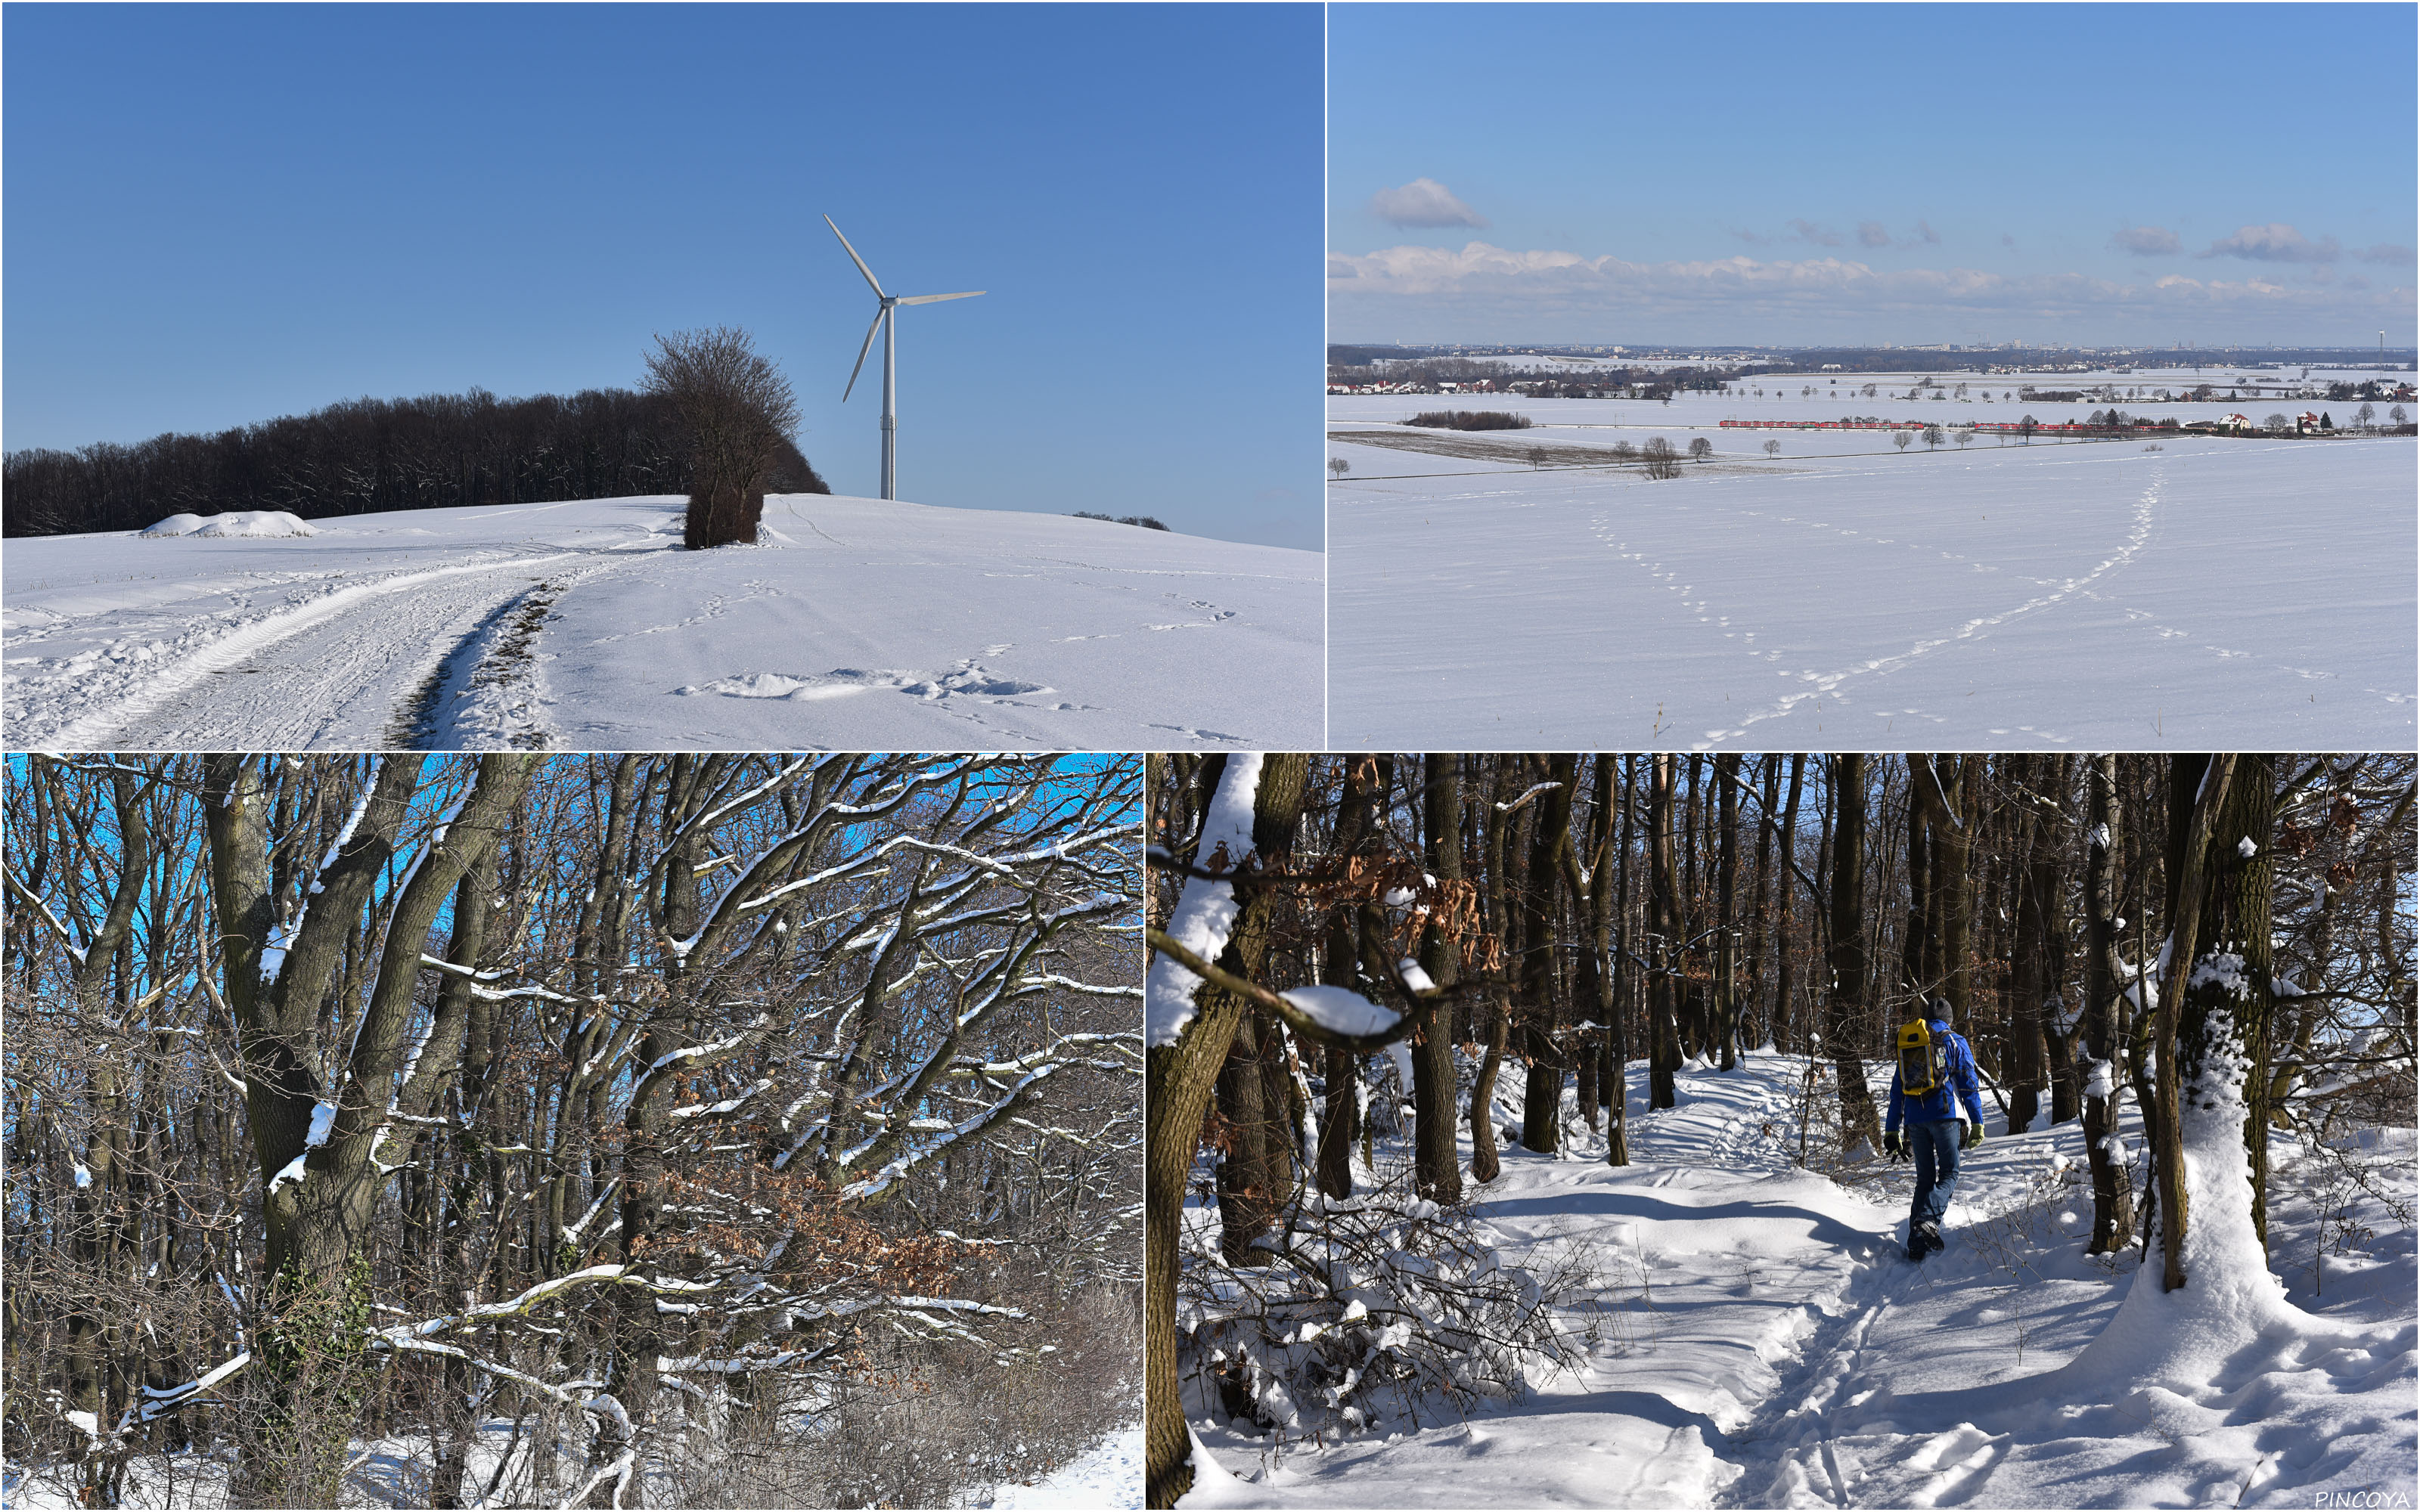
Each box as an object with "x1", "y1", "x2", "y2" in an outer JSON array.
[{"x1": 139, "y1": 510, "x2": 318, "y2": 538}]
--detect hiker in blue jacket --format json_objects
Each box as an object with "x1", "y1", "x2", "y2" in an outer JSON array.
[{"x1": 1882, "y1": 999, "x2": 1987, "y2": 1260}]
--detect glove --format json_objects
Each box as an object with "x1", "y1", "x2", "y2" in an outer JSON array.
[
  {"x1": 1884, "y1": 1130, "x2": 1908, "y2": 1162},
  {"x1": 1962, "y1": 1123, "x2": 1984, "y2": 1151}
]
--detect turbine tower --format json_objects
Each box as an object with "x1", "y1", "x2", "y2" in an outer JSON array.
[{"x1": 826, "y1": 215, "x2": 984, "y2": 501}]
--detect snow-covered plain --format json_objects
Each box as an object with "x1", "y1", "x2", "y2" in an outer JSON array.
[
  {"x1": 1329, "y1": 397, "x2": 2415, "y2": 749},
  {"x1": 1181, "y1": 1051, "x2": 2417, "y2": 1509},
  {"x1": 3, "y1": 494, "x2": 1321, "y2": 750}
]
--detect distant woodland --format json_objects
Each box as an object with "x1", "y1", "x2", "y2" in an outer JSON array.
[{"x1": 2, "y1": 388, "x2": 830, "y2": 539}]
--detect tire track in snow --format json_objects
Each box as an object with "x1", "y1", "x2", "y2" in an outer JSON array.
[{"x1": 26, "y1": 549, "x2": 641, "y2": 749}]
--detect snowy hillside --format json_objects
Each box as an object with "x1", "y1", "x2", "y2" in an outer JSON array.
[
  {"x1": 3, "y1": 494, "x2": 1321, "y2": 750},
  {"x1": 1181, "y1": 1052, "x2": 2416, "y2": 1508},
  {"x1": 1329, "y1": 417, "x2": 2415, "y2": 749}
]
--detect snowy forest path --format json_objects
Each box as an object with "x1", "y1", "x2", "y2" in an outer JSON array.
[
  {"x1": 1708, "y1": 1231, "x2": 1900, "y2": 1507},
  {"x1": 36, "y1": 543, "x2": 653, "y2": 749}
]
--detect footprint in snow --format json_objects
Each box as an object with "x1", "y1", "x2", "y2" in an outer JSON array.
[{"x1": 675, "y1": 663, "x2": 1052, "y2": 702}]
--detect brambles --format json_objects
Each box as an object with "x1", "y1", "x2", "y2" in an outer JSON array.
[{"x1": 1177, "y1": 1173, "x2": 1588, "y2": 1442}]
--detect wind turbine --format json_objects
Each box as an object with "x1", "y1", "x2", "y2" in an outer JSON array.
[{"x1": 826, "y1": 215, "x2": 984, "y2": 501}]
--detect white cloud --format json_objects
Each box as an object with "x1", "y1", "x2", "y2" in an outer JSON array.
[
  {"x1": 2354, "y1": 243, "x2": 2415, "y2": 265},
  {"x1": 2110, "y1": 225, "x2": 2181, "y2": 256},
  {"x1": 1327, "y1": 240, "x2": 2415, "y2": 333},
  {"x1": 1914, "y1": 221, "x2": 1941, "y2": 246},
  {"x1": 1857, "y1": 221, "x2": 1892, "y2": 248},
  {"x1": 1368, "y1": 178, "x2": 1487, "y2": 229},
  {"x1": 2201, "y1": 223, "x2": 2339, "y2": 262}
]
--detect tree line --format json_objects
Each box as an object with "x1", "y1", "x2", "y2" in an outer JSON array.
[
  {"x1": 4, "y1": 752, "x2": 1140, "y2": 1508},
  {"x1": 1141, "y1": 752, "x2": 2414, "y2": 1506},
  {"x1": 3, "y1": 384, "x2": 829, "y2": 540}
]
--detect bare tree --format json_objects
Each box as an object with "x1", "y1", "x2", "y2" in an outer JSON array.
[
  {"x1": 1894, "y1": 430, "x2": 1914, "y2": 452},
  {"x1": 1688, "y1": 436, "x2": 1714, "y2": 463},
  {"x1": 1922, "y1": 423, "x2": 1944, "y2": 451},
  {"x1": 642, "y1": 328, "x2": 803, "y2": 550},
  {"x1": 1329, "y1": 457, "x2": 1350, "y2": 479},
  {"x1": 1764, "y1": 438, "x2": 1782, "y2": 458},
  {"x1": 1641, "y1": 437, "x2": 1682, "y2": 480},
  {"x1": 5, "y1": 753, "x2": 1140, "y2": 1510}
]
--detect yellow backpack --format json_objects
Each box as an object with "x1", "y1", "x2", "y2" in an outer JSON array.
[{"x1": 1897, "y1": 1020, "x2": 1941, "y2": 1096}]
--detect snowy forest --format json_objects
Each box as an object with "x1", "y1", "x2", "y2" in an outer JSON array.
[
  {"x1": 1144, "y1": 753, "x2": 2415, "y2": 1508},
  {"x1": 2, "y1": 752, "x2": 1141, "y2": 1508}
]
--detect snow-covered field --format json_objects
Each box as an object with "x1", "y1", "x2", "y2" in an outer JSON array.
[
  {"x1": 1181, "y1": 1052, "x2": 2418, "y2": 1509},
  {"x1": 1328, "y1": 401, "x2": 2415, "y2": 749},
  {"x1": 2, "y1": 494, "x2": 1322, "y2": 751}
]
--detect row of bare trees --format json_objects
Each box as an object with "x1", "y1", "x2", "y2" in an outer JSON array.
[
  {"x1": 5, "y1": 753, "x2": 1140, "y2": 1508},
  {"x1": 1141, "y1": 751, "x2": 2413, "y2": 1506}
]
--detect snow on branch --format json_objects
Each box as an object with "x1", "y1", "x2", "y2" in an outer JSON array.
[
  {"x1": 642, "y1": 1015, "x2": 770, "y2": 1080},
  {"x1": 1144, "y1": 754, "x2": 1262, "y2": 1049},
  {"x1": 836, "y1": 1064, "x2": 1067, "y2": 1201},
  {"x1": 1494, "y1": 781, "x2": 1563, "y2": 813},
  {"x1": 2, "y1": 864, "x2": 89, "y2": 968},
  {"x1": 1022, "y1": 971, "x2": 1144, "y2": 999},
  {"x1": 1146, "y1": 928, "x2": 1434, "y2": 1053},
  {"x1": 669, "y1": 1077, "x2": 776, "y2": 1121}
]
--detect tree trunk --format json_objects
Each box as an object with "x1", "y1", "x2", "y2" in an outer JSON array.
[
  {"x1": 2153, "y1": 754, "x2": 2239, "y2": 1291},
  {"x1": 1145, "y1": 754, "x2": 1310, "y2": 1509},
  {"x1": 2009, "y1": 754, "x2": 2048, "y2": 1136},
  {"x1": 1608, "y1": 756, "x2": 1637, "y2": 1165},
  {"x1": 1826, "y1": 754, "x2": 1882, "y2": 1152},
  {"x1": 2081, "y1": 754, "x2": 2137, "y2": 1253},
  {"x1": 1775, "y1": 756, "x2": 1804, "y2": 1055},
  {"x1": 1520, "y1": 755, "x2": 1576, "y2": 1153},
  {"x1": 1317, "y1": 756, "x2": 1382, "y2": 1198},
  {"x1": 1714, "y1": 753, "x2": 1742, "y2": 1071},
  {"x1": 1469, "y1": 760, "x2": 1518, "y2": 1184},
  {"x1": 1647, "y1": 755, "x2": 1682, "y2": 1110},
  {"x1": 1414, "y1": 756, "x2": 1464, "y2": 1204}
]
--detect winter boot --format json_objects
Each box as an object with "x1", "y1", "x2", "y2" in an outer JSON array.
[{"x1": 1914, "y1": 1221, "x2": 1943, "y2": 1258}]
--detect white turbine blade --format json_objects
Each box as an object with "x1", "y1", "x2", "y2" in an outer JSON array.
[
  {"x1": 842, "y1": 308, "x2": 886, "y2": 402},
  {"x1": 897, "y1": 290, "x2": 985, "y2": 305},
  {"x1": 824, "y1": 215, "x2": 885, "y2": 298}
]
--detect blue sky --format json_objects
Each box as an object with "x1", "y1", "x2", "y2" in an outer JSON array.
[
  {"x1": 5, "y1": 4, "x2": 1323, "y2": 550},
  {"x1": 1330, "y1": 4, "x2": 2417, "y2": 349}
]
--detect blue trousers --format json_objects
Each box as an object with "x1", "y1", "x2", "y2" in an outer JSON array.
[{"x1": 1910, "y1": 1119, "x2": 1963, "y2": 1228}]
